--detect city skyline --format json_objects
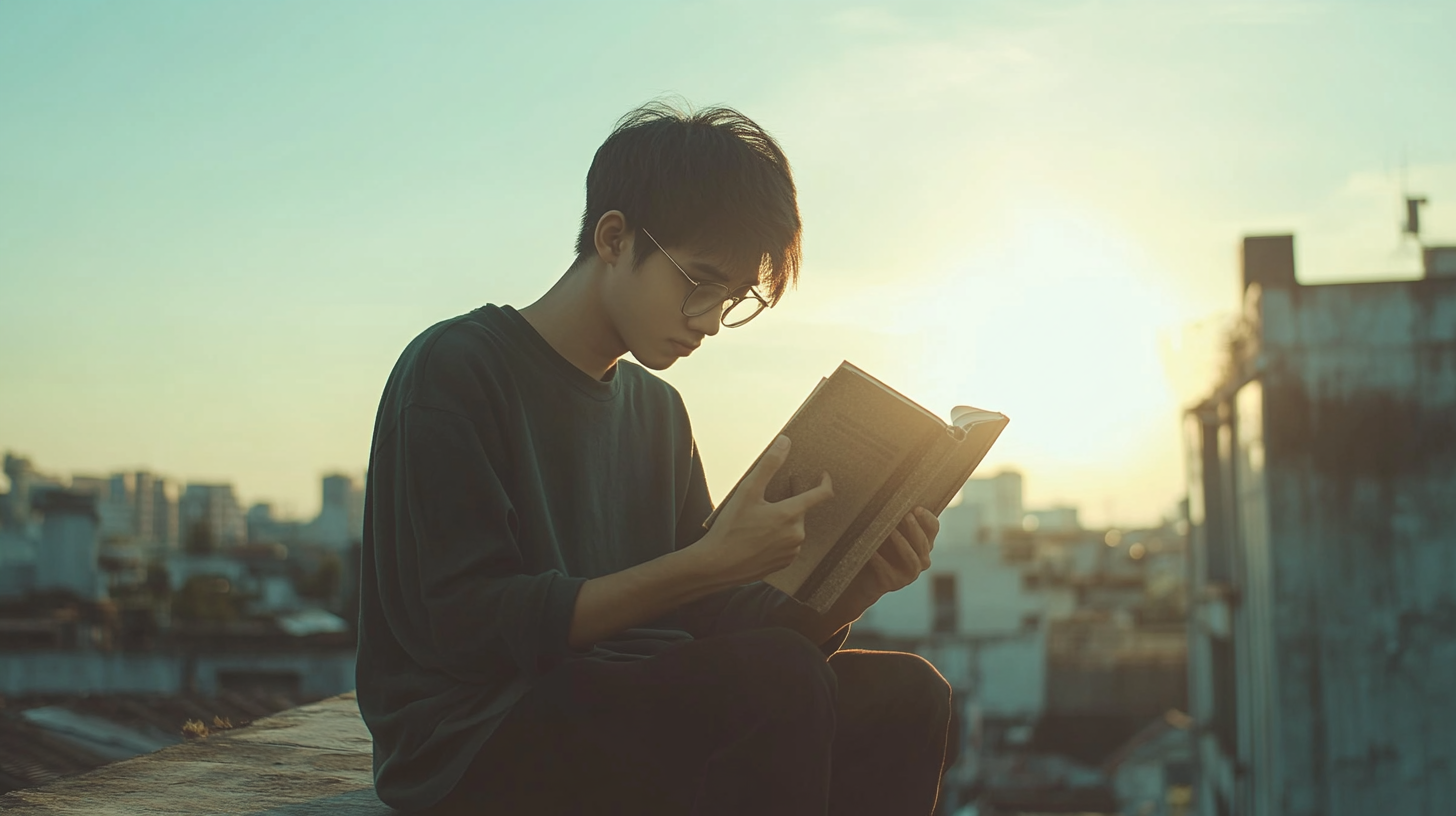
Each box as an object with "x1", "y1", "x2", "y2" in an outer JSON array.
[
  {"x1": 0, "y1": 451, "x2": 362, "y2": 529},
  {"x1": 4, "y1": 1, "x2": 1455, "y2": 527}
]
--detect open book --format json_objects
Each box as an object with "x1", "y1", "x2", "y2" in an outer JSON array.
[{"x1": 704, "y1": 361, "x2": 1009, "y2": 613}]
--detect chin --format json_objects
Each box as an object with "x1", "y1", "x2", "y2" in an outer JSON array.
[{"x1": 628, "y1": 350, "x2": 678, "y2": 371}]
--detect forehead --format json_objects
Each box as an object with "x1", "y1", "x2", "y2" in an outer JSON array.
[{"x1": 668, "y1": 243, "x2": 762, "y2": 293}]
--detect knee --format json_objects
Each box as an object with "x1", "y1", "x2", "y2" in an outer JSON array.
[
  {"x1": 732, "y1": 627, "x2": 838, "y2": 716},
  {"x1": 881, "y1": 653, "x2": 952, "y2": 726}
]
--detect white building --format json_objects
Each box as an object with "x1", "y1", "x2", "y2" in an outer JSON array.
[
  {"x1": 306, "y1": 473, "x2": 364, "y2": 549},
  {"x1": 857, "y1": 500, "x2": 1077, "y2": 712},
  {"x1": 1025, "y1": 505, "x2": 1080, "y2": 533},
  {"x1": 955, "y1": 469, "x2": 1024, "y2": 540}
]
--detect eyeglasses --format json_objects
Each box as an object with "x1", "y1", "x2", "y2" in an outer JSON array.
[{"x1": 641, "y1": 229, "x2": 769, "y2": 328}]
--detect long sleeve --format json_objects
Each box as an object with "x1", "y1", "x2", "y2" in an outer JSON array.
[
  {"x1": 377, "y1": 403, "x2": 586, "y2": 681},
  {"x1": 356, "y1": 304, "x2": 750, "y2": 811}
]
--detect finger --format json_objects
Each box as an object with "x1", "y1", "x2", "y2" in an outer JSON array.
[
  {"x1": 915, "y1": 507, "x2": 941, "y2": 546},
  {"x1": 866, "y1": 552, "x2": 897, "y2": 586},
  {"x1": 865, "y1": 551, "x2": 900, "y2": 585},
  {"x1": 864, "y1": 551, "x2": 891, "y2": 578},
  {"x1": 900, "y1": 513, "x2": 932, "y2": 569},
  {"x1": 743, "y1": 435, "x2": 791, "y2": 499},
  {"x1": 778, "y1": 470, "x2": 834, "y2": 514},
  {"x1": 885, "y1": 528, "x2": 922, "y2": 574}
]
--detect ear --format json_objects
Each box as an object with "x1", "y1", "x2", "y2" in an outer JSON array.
[{"x1": 593, "y1": 210, "x2": 631, "y2": 266}]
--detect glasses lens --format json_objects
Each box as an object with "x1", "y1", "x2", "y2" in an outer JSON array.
[
  {"x1": 683, "y1": 284, "x2": 731, "y2": 317},
  {"x1": 722, "y1": 297, "x2": 766, "y2": 327}
]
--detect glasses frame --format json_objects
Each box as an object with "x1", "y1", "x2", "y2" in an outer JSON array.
[{"x1": 640, "y1": 229, "x2": 769, "y2": 328}]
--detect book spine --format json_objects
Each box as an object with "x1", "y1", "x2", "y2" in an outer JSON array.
[
  {"x1": 921, "y1": 420, "x2": 1007, "y2": 515},
  {"x1": 797, "y1": 427, "x2": 962, "y2": 613}
]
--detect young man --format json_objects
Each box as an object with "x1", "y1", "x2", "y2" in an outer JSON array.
[{"x1": 356, "y1": 103, "x2": 952, "y2": 816}]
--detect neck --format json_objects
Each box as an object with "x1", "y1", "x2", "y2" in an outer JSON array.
[{"x1": 518, "y1": 262, "x2": 626, "y2": 381}]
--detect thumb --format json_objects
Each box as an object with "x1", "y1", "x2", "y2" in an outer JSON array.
[{"x1": 745, "y1": 435, "x2": 791, "y2": 498}]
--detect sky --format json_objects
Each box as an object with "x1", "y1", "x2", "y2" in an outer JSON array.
[{"x1": 3, "y1": 0, "x2": 1455, "y2": 526}]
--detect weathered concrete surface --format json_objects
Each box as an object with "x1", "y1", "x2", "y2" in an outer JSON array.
[
  {"x1": 1187, "y1": 260, "x2": 1456, "y2": 816},
  {"x1": 0, "y1": 692, "x2": 395, "y2": 815}
]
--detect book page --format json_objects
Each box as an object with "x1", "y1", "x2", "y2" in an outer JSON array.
[
  {"x1": 918, "y1": 414, "x2": 1009, "y2": 514},
  {"x1": 797, "y1": 425, "x2": 961, "y2": 611},
  {"x1": 711, "y1": 363, "x2": 947, "y2": 597}
]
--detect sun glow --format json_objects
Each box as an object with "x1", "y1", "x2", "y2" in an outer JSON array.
[{"x1": 792, "y1": 203, "x2": 1185, "y2": 521}]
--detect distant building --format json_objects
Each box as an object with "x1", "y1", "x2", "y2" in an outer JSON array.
[
  {"x1": 1025, "y1": 505, "x2": 1080, "y2": 533},
  {"x1": 178, "y1": 484, "x2": 246, "y2": 551},
  {"x1": 247, "y1": 502, "x2": 276, "y2": 543},
  {"x1": 68, "y1": 472, "x2": 180, "y2": 550},
  {"x1": 0, "y1": 530, "x2": 36, "y2": 598},
  {"x1": 2, "y1": 453, "x2": 62, "y2": 534},
  {"x1": 306, "y1": 473, "x2": 363, "y2": 549},
  {"x1": 33, "y1": 490, "x2": 104, "y2": 601},
  {"x1": 855, "y1": 501, "x2": 1077, "y2": 807},
  {"x1": 956, "y1": 469, "x2": 1025, "y2": 541},
  {"x1": 1184, "y1": 235, "x2": 1456, "y2": 816},
  {"x1": 1102, "y1": 710, "x2": 1195, "y2": 816},
  {"x1": 148, "y1": 476, "x2": 180, "y2": 550}
]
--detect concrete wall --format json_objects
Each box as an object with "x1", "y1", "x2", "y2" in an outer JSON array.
[
  {"x1": 1257, "y1": 279, "x2": 1456, "y2": 816},
  {"x1": 1190, "y1": 271, "x2": 1456, "y2": 816}
]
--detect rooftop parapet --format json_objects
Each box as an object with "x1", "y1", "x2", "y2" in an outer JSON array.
[{"x1": 0, "y1": 692, "x2": 391, "y2": 815}]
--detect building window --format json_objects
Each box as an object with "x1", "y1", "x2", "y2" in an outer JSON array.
[{"x1": 931, "y1": 574, "x2": 958, "y2": 634}]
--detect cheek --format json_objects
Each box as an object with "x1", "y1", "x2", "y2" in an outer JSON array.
[{"x1": 605, "y1": 277, "x2": 671, "y2": 345}]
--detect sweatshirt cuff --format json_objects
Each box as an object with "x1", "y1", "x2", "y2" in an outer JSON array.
[{"x1": 536, "y1": 572, "x2": 590, "y2": 670}]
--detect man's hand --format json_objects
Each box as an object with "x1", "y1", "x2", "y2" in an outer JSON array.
[
  {"x1": 690, "y1": 434, "x2": 835, "y2": 587},
  {"x1": 847, "y1": 507, "x2": 941, "y2": 605},
  {"x1": 801, "y1": 507, "x2": 941, "y2": 645}
]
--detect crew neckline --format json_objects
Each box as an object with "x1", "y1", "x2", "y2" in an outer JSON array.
[{"x1": 489, "y1": 304, "x2": 622, "y2": 400}]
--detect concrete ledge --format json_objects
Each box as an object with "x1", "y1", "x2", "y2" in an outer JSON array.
[{"x1": 0, "y1": 693, "x2": 393, "y2": 815}]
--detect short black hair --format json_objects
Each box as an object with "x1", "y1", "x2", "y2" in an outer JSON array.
[{"x1": 574, "y1": 101, "x2": 802, "y2": 305}]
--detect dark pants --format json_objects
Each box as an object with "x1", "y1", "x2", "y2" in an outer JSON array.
[{"x1": 426, "y1": 627, "x2": 953, "y2": 816}]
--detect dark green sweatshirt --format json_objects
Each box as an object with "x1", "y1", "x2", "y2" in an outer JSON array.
[{"x1": 355, "y1": 305, "x2": 846, "y2": 811}]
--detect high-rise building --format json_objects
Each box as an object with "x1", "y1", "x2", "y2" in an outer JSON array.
[
  {"x1": 132, "y1": 471, "x2": 156, "y2": 542},
  {"x1": 310, "y1": 473, "x2": 363, "y2": 549},
  {"x1": 179, "y1": 483, "x2": 246, "y2": 552},
  {"x1": 150, "y1": 477, "x2": 180, "y2": 549},
  {"x1": 68, "y1": 471, "x2": 180, "y2": 549},
  {"x1": 1184, "y1": 235, "x2": 1456, "y2": 816},
  {"x1": 100, "y1": 473, "x2": 136, "y2": 540},
  {"x1": 955, "y1": 469, "x2": 1025, "y2": 542}
]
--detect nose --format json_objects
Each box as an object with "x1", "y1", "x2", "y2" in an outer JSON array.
[{"x1": 686, "y1": 305, "x2": 722, "y2": 338}]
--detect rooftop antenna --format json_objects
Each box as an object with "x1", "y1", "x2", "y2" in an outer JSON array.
[
  {"x1": 1404, "y1": 196, "x2": 1429, "y2": 244},
  {"x1": 1400, "y1": 149, "x2": 1428, "y2": 248}
]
